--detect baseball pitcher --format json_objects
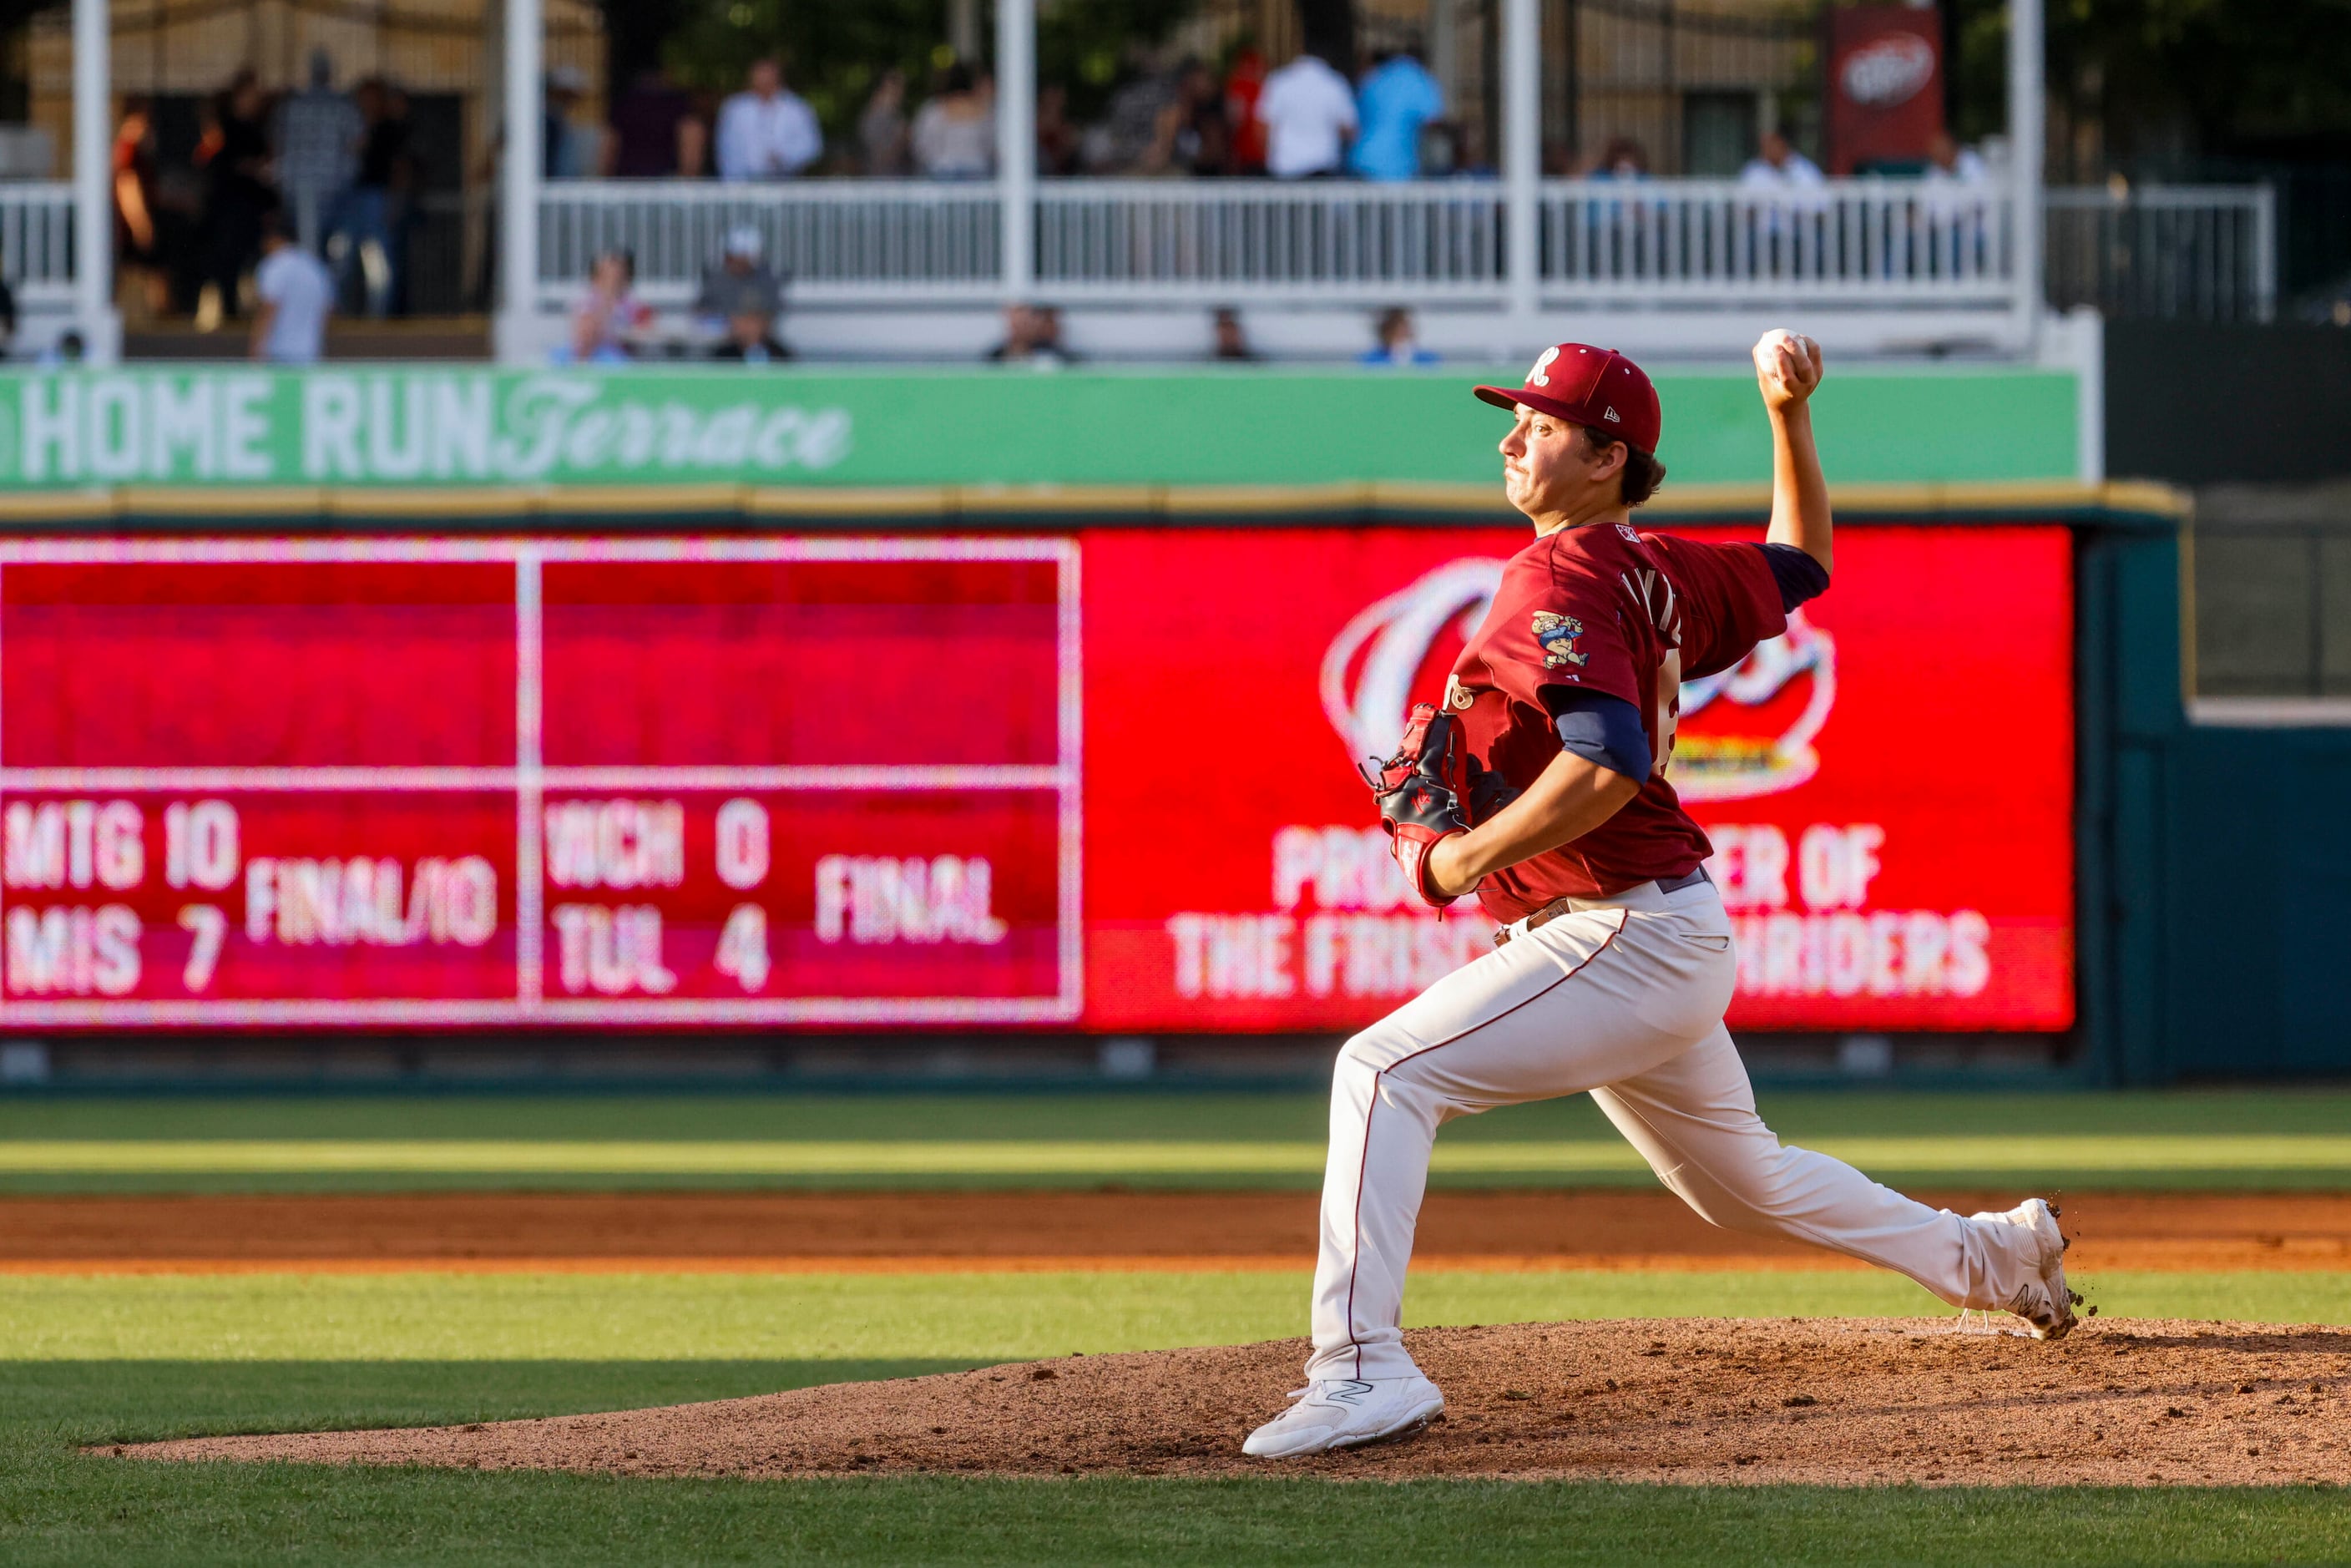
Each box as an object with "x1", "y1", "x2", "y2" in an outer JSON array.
[{"x1": 1243, "y1": 332, "x2": 2078, "y2": 1459}]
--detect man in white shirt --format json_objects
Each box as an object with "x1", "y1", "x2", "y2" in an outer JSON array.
[
  {"x1": 1738, "y1": 129, "x2": 1825, "y2": 190},
  {"x1": 250, "y1": 210, "x2": 333, "y2": 364},
  {"x1": 1256, "y1": 50, "x2": 1356, "y2": 178},
  {"x1": 1737, "y1": 129, "x2": 1828, "y2": 247},
  {"x1": 1919, "y1": 129, "x2": 1992, "y2": 274},
  {"x1": 715, "y1": 58, "x2": 822, "y2": 180}
]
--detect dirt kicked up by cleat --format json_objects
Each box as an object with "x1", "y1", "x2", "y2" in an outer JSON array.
[{"x1": 1973, "y1": 1196, "x2": 2081, "y2": 1340}]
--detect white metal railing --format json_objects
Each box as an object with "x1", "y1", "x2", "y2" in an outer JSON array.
[
  {"x1": 0, "y1": 181, "x2": 74, "y2": 301},
  {"x1": 1035, "y1": 179, "x2": 1504, "y2": 300},
  {"x1": 2045, "y1": 183, "x2": 2276, "y2": 322},
  {"x1": 537, "y1": 180, "x2": 1002, "y2": 306},
  {"x1": 520, "y1": 177, "x2": 2270, "y2": 325},
  {"x1": 1540, "y1": 179, "x2": 2015, "y2": 304}
]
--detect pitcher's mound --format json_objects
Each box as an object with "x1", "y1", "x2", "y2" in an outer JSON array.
[{"x1": 119, "y1": 1318, "x2": 2351, "y2": 1486}]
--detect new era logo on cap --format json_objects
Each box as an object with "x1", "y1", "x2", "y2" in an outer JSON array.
[{"x1": 1472, "y1": 344, "x2": 1662, "y2": 455}]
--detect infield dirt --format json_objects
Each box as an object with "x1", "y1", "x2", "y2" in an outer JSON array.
[
  {"x1": 13, "y1": 1190, "x2": 2351, "y2": 1272},
  {"x1": 121, "y1": 1318, "x2": 2351, "y2": 1485}
]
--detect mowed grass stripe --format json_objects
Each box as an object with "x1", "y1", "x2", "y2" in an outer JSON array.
[
  {"x1": 4, "y1": 1269, "x2": 2348, "y2": 1363},
  {"x1": 7, "y1": 1134, "x2": 2351, "y2": 1177}
]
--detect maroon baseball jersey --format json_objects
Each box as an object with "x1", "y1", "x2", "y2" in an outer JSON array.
[{"x1": 1442, "y1": 522, "x2": 1787, "y2": 917}]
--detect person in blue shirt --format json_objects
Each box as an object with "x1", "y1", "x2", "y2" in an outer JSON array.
[
  {"x1": 1360, "y1": 306, "x2": 1439, "y2": 366},
  {"x1": 1348, "y1": 46, "x2": 1444, "y2": 181}
]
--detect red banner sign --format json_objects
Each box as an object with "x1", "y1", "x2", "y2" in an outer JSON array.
[
  {"x1": 1825, "y1": 7, "x2": 1946, "y2": 175},
  {"x1": 1081, "y1": 524, "x2": 2073, "y2": 1033},
  {"x1": 0, "y1": 528, "x2": 2070, "y2": 1032}
]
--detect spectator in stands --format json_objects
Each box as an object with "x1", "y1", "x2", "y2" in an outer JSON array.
[
  {"x1": 1034, "y1": 83, "x2": 1080, "y2": 175},
  {"x1": 546, "y1": 64, "x2": 601, "y2": 178},
  {"x1": 1210, "y1": 306, "x2": 1257, "y2": 361},
  {"x1": 38, "y1": 329, "x2": 86, "y2": 367},
  {"x1": 858, "y1": 68, "x2": 910, "y2": 175},
  {"x1": 1739, "y1": 127, "x2": 1827, "y2": 243},
  {"x1": 1171, "y1": 59, "x2": 1232, "y2": 175},
  {"x1": 607, "y1": 67, "x2": 705, "y2": 177},
  {"x1": 1923, "y1": 129, "x2": 1989, "y2": 188},
  {"x1": 1223, "y1": 46, "x2": 1268, "y2": 175},
  {"x1": 913, "y1": 64, "x2": 996, "y2": 179},
  {"x1": 274, "y1": 51, "x2": 361, "y2": 253},
  {"x1": 195, "y1": 69, "x2": 274, "y2": 327},
  {"x1": 1739, "y1": 127, "x2": 1825, "y2": 190},
  {"x1": 715, "y1": 58, "x2": 822, "y2": 180},
  {"x1": 113, "y1": 99, "x2": 169, "y2": 320},
  {"x1": 250, "y1": 208, "x2": 332, "y2": 363},
  {"x1": 1084, "y1": 52, "x2": 1181, "y2": 173},
  {"x1": 560, "y1": 248, "x2": 652, "y2": 363},
  {"x1": 1588, "y1": 135, "x2": 1651, "y2": 180},
  {"x1": 695, "y1": 225, "x2": 784, "y2": 334},
  {"x1": 986, "y1": 303, "x2": 1077, "y2": 366},
  {"x1": 1360, "y1": 306, "x2": 1438, "y2": 366},
  {"x1": 1920, "y1": 129, "x2": 1991, "y2": 271},
  {"x1": 331, "y1": 78, "x2": 408, "y2": 320},
  {"x1": 1348, "y1": 43, "x2": 1442, "y2": 180},
  {"x1": 711, "y1": 316, "x2": 791, "y2": 362},
  {"x1": 1256, "y1": 48, "x2": 1355, "y2": 179}
]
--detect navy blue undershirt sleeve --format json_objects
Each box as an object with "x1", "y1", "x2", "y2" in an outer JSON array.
[
  {"x1": 1757, "y1": 542, "x2": 1830, "y2": 612},
  {"x1": 1542, "y1": 689, "x2": 1653, "y2": 784}
]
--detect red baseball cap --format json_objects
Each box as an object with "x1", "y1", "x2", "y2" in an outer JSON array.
[{"x1": 1474, "y1": 344, "x2": 1661, "y2": 456}]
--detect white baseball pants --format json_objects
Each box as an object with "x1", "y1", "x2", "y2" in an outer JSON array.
[{"x1": 1306, "y1": 877, "x2": 2052, "y2": 1383}]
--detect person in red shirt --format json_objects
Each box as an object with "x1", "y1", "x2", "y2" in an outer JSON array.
[
  {"x1": 1222, "y1": 47, "x2": 1269, "y2": 175},
  {"x1": 1243, "y1": 333, "x2": 2081, "y2": 1460}
]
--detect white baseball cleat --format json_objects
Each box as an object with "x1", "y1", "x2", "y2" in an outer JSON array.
[
  {"x1": 1971, "y1": 1196, "x2": 2079, "y2": 1340},
  {"x1": 1241, "y1": 1373, "x2": 1446, "y2": 1459}
]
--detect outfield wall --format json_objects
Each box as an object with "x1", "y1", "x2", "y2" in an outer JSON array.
[{"x1": 0, "y1": 365, "x2": 2329, "y2": 1082}]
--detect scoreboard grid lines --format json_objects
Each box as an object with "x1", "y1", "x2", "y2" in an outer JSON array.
[{"x1": 0, "y1": 535, "x2": 1084, "y2": 1029}]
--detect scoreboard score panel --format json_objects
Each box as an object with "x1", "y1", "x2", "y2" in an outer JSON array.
[{"x1": 0, "y1": 538, "x2": 1082, "y2": 1024}]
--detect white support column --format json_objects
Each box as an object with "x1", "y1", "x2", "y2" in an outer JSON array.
[
  {"x1": 495, "y1": 0, "x2": 544, "y2": 363},
  {"x1": 997, "y1": 0, "x2": 1035, "y2": 302},
  {"x1": 1502, "y1": 0, "x2": 1540, "y2": 343},
  {"x1": 2008, "y1": 0, "x2": 2044, "y2": 345},
  {"x1": 70, "y1": 0, "x2": 119, "y2": 363}
]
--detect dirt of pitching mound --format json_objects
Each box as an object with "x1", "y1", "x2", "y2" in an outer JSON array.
[{"x1": 119, "y1": 1318, "x2": 2351, "y2": 1486}]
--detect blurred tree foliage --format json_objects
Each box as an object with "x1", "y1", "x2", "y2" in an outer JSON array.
[
  {"x1": 655, "y1": 0, "x2": 1205, "y2": 139},
  {"x1": 1948, "y1": 0, "x2": 2351, "y2": 166}
]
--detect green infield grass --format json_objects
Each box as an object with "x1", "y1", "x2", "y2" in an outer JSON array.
[
  {"x1": 6, "y1": 1267, "x2": 2351, "y2": 1362},
  {"x1": 4, "y1": 1268, "x2": 2351, "y2": 1565},
  {"x1": 3, "y1": 1089, "x2": 2350, "y2": 1192}
]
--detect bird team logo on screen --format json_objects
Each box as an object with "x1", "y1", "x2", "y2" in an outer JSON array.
[{"x1": 1319, "y1": 558, "x2": 1836, "y2": 802}]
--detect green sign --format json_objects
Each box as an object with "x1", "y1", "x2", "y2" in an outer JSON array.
[{"x1": 0, "y1": 366, "x2": 2080, "y2": 489}]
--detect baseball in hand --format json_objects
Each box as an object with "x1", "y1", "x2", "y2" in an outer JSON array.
[{"x1": 1753, "y1": 329, "x2": 1823, "y2": 412}]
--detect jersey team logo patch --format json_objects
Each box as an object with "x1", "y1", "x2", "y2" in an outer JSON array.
[{"x1": 1531, "y1": 611, "x2": 1588, "y2": 669}]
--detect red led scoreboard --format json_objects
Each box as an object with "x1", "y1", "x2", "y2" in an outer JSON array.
[
  {"x1": 0, "y1": 525, "x2": 2073, "y2": 1033},
  {"x1": 0, "y1": 538, "x2": 1079, "y2": 1025}
]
